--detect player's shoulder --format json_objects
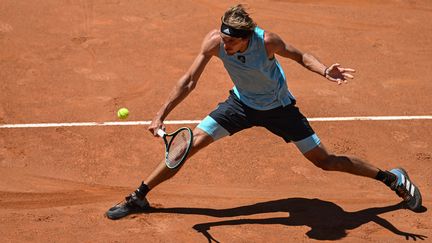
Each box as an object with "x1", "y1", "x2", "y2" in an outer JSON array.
[
  {"x1": 263, "y1": 30, "x2": 282, "y2": 45},
  {"x1": 263, "y1": 30, "x2": 285, "y2": 53},
  {"x1": 201, "y1": 29, "x2": 221, "y2": 56},
  {"x1": 204, "y1": 29, "x2": 222, "y2": 42}
]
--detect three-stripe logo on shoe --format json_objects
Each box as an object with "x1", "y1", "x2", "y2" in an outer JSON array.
[{"x1": 400, "y1": 174, "x2": 415, "y2": 197}]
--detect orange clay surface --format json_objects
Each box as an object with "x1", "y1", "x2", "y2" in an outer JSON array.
[{"x1": 1, "y1": 1, "x2": 431, "y2": 242}]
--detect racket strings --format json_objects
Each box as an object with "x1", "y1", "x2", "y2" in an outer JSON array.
[{"x1": 167, "y1": 131, "x2": 191, "y2": 166}]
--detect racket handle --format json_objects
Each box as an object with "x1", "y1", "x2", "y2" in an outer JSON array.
[{"x1": 157, "y1": 129, "x2": 166, "y2": 137}]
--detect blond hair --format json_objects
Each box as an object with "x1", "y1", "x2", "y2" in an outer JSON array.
[{"x1": 221, "y1": 4, "x2": 256, "y2": 31}]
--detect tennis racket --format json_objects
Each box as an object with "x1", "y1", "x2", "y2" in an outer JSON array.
[{"x1": 157, "y1": 127, "x2": 193, "y2": 169}]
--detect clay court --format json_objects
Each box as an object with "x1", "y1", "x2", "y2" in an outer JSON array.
[{"x1": 1, "y1": 0, "x2": 431, "y2": 242}]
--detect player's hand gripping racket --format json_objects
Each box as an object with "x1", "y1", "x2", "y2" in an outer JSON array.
[{"x1": 157, "y1": 127, "x2": 193, "y2": 169}]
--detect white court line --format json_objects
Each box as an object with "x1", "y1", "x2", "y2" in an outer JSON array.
[{"x1": 0, "y1": 116, "x2": 432, "y2": 129}]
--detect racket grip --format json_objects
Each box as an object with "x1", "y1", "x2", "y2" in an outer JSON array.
[{"x1": 157, "y1": 129, "x2": 166, "y2": 137}]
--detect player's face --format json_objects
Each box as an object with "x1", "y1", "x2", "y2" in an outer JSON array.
[{"x1": 220, "y1": 33, "x2": 249, "y2": 55}]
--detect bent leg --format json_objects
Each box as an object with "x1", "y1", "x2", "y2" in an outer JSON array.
[
  {"x1": 145, "y1": 90, "x2": 250, "y2": 190},
  {"x1": 144, "y1": 127, "x2": 214, "y2": 189},
  {"x1": 303, "y1": 143, "x2": 379, "y2": 178},
  {"x1": 106, "y1": 120, "x2": 229, "y2": 219}
]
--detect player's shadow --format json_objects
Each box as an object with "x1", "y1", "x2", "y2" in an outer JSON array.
[{"x1": 149, "y1": 198, "x2": 427, "y2": 242}]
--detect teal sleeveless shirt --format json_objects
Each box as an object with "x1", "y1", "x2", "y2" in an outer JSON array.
[{"x1": 218, "y1": 27, "x2": 295, "y2": 110}]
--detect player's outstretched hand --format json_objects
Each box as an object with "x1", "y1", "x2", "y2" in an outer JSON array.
[{"x1": 325, "y1": 63, "x2": 356, "y2": 85}]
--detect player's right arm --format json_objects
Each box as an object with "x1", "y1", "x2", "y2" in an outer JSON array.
[{"x1": 148, "y1": 30, "x2": 221, "y2": 136}]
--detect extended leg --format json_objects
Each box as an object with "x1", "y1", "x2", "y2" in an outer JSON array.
[
  {"x1": 303, "y1": 143, "x2": 379, "y2": 178},
  {"x1": 106, "y1": 127, "x2": 214, "y2": 220},
  {"x1": 302, "y1": 143, "x2": 422, "y2": 211},
  {"x1": 144, "y1": 127, "x2": 214, "y2": 189}
]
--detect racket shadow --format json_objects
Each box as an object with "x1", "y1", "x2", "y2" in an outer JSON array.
[{"x1": 148, "y1": 198, "x2": 427, "y2": 242}]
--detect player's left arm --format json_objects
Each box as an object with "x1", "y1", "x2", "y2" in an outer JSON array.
[{"x1": 264, "y1": 31, "x2": 355, "y2": 85}]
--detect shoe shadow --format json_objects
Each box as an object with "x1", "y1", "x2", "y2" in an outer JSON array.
[{"x1": 149, "y1": 198, "x2": 427, "y2": 242}]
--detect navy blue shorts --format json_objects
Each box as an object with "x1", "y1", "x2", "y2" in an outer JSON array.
[{"x1": 198, "y1": 90, "x2": 320, "y2": 153}]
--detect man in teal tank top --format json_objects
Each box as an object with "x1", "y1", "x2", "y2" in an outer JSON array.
[{"x1": 106, "y1": 4, "x2": 423, "y2": 220}]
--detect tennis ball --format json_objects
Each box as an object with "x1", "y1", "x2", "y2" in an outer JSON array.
[{"x1": 117, "y1": 108, "x2": 129, "y2": 119}]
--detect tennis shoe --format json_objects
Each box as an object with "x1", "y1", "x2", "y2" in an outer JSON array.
[
  {"x1": 389, "y1": 168, "x2": 422, "y2": 211},
  {"x1": 106, "y1": 192, "x2": 149, "y2": 220}
]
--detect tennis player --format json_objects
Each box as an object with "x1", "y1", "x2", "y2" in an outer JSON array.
[{"x1": 106, "y1": 4, "x2": 422, "y2": 220}]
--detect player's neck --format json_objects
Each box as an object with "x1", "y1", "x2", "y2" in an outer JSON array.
[{"x1": 238, "y1": 38, "x2": 250, "y2": 53}]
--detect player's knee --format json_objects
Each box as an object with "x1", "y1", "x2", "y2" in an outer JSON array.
[{"x1": 191, "y1": 129, "x2": 214, "y2": 150}]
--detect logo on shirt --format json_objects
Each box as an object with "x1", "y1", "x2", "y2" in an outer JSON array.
[{"x1": 237, "y1": 55, "x2": 246, "y2": 63}]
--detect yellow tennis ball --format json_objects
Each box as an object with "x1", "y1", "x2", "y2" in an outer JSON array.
[{"x1": 117, "y1": 108, "x2": 129, "y2": 119}]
